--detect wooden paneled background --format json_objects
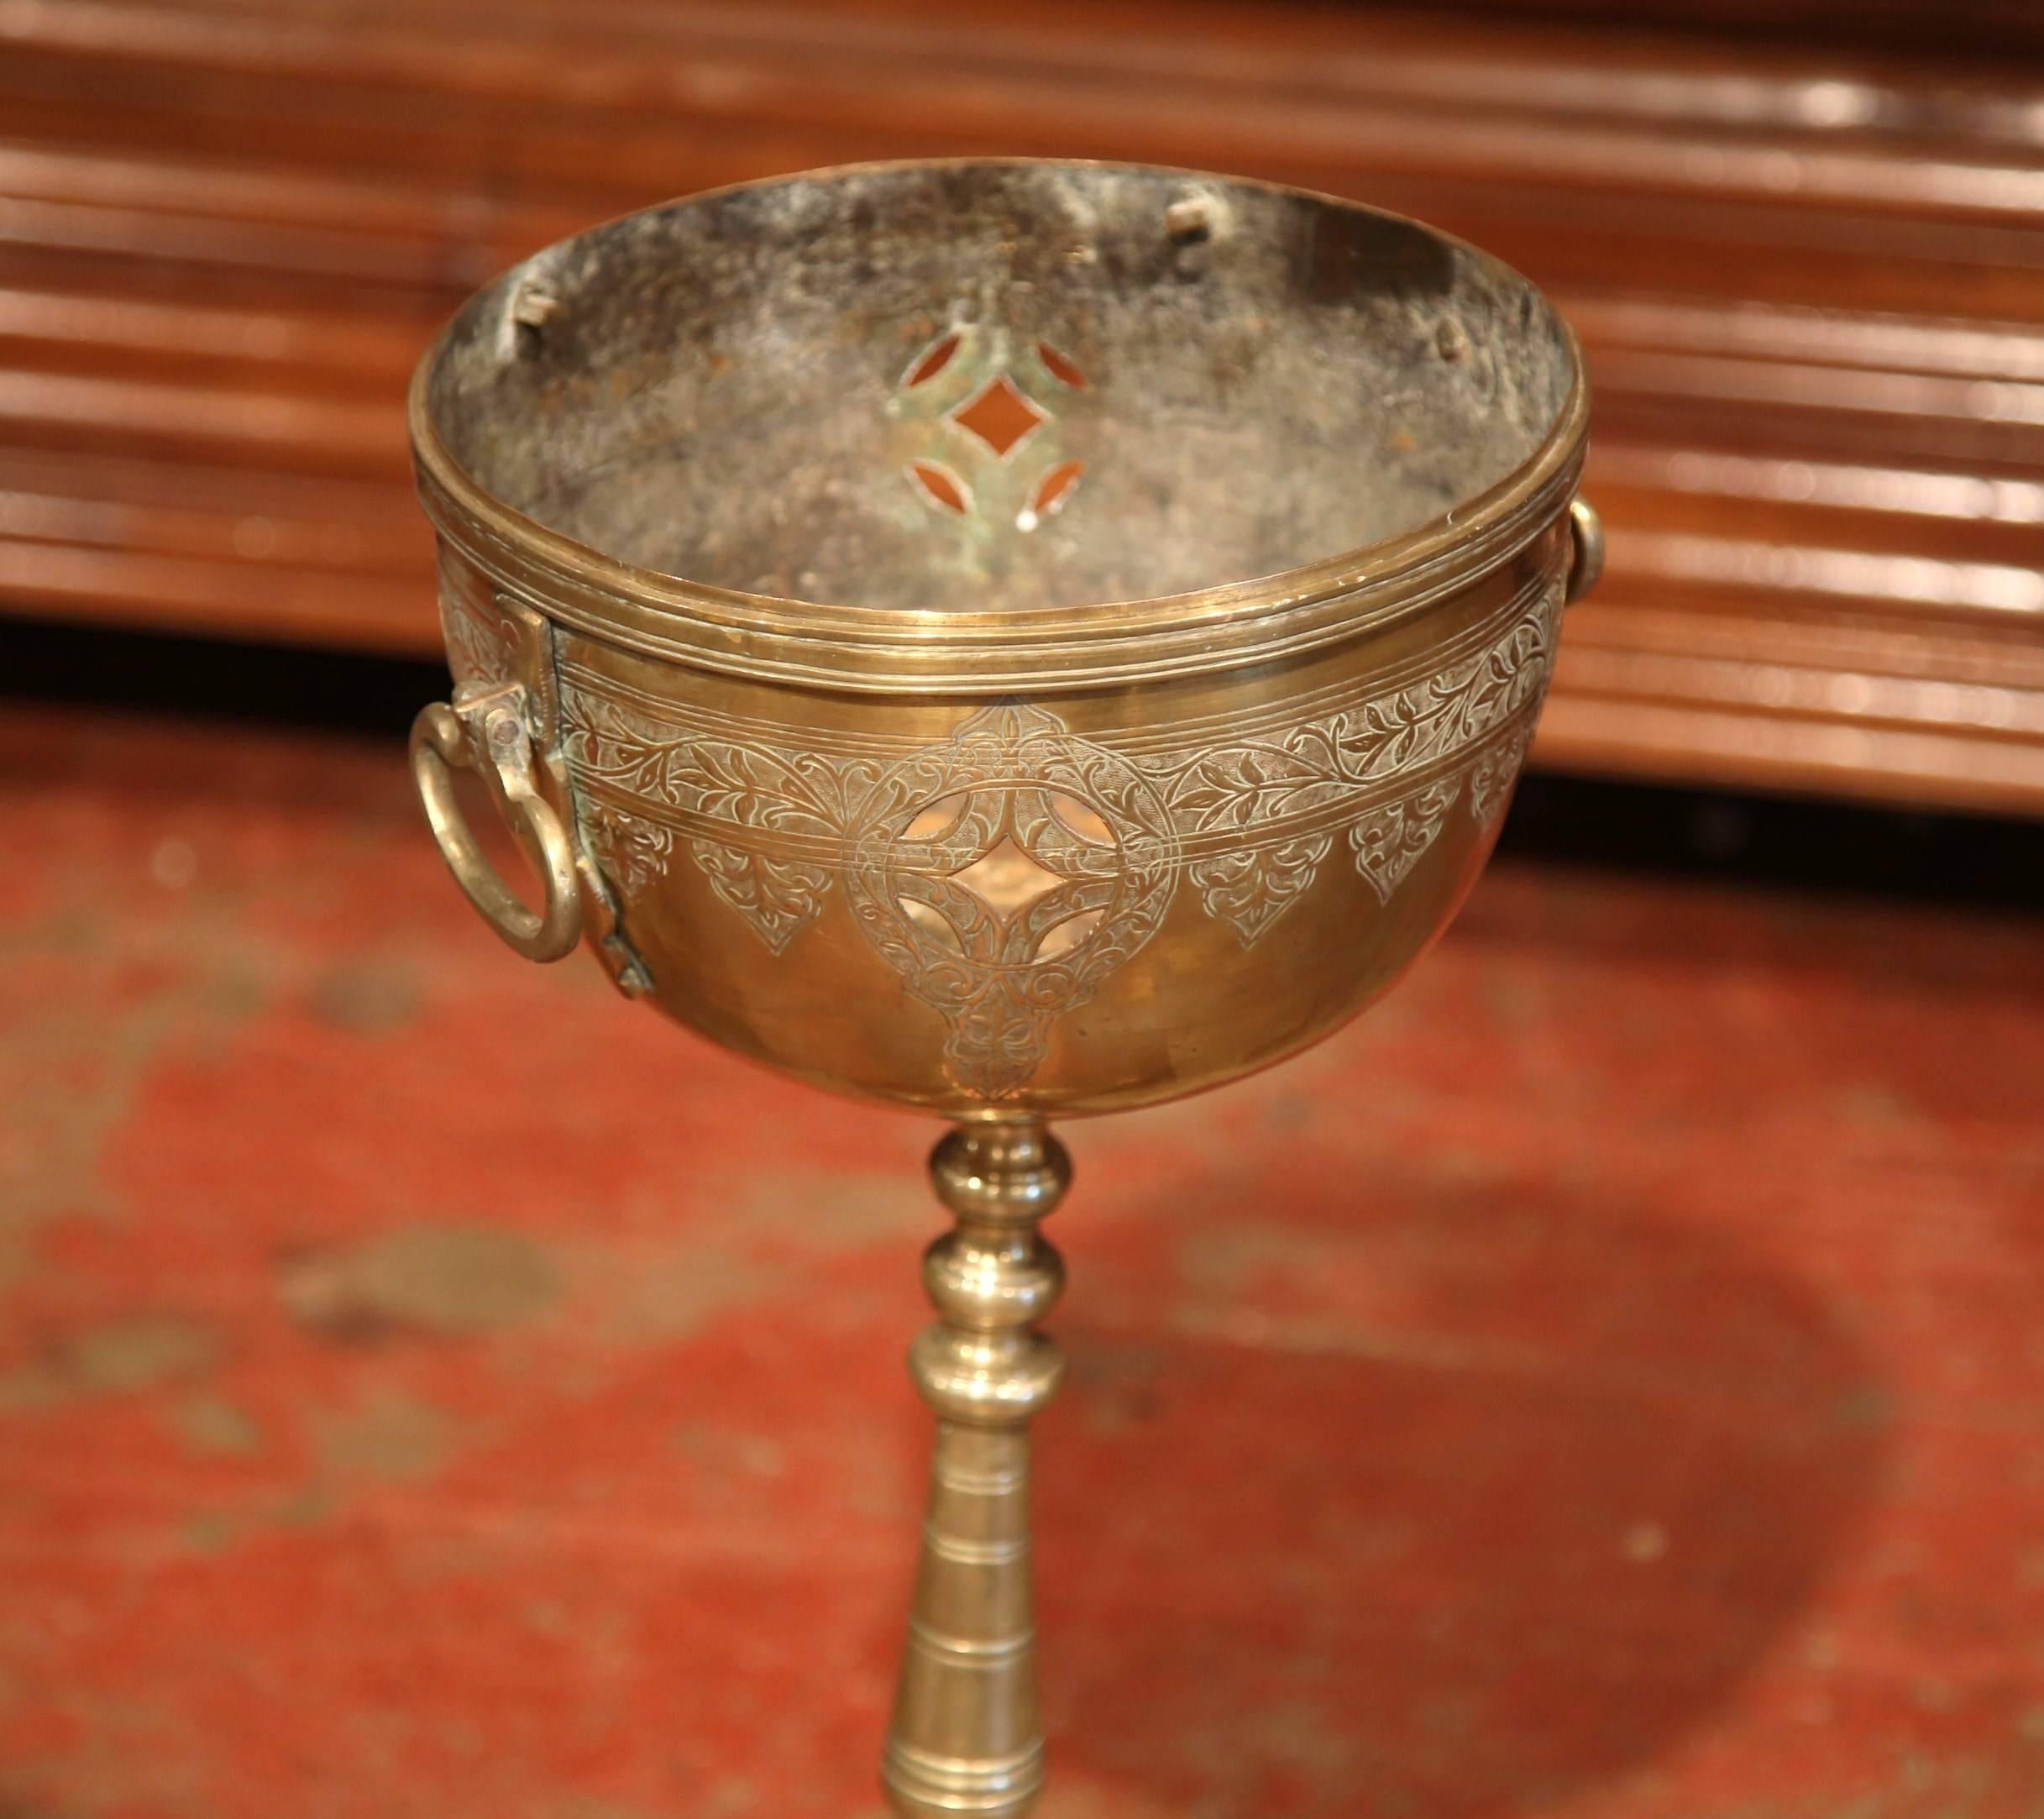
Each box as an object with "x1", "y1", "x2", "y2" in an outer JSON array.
[{"x1": 4, "y1": 0, "x2": 2043, "y2": 812}]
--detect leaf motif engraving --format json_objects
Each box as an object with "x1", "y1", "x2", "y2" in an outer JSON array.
[
  {"x1": 663, "y1": 743, "x2": 841, "y2": 838},
  {"x1": 1467, "y1": 727, "x2": 1536, "y2": 828},
  {"x1": 441, "y1": 598, "x2": 516, "y2": 697},
  {"x1": 1156, "y1": 580, "x2": 1560, "y2": 836},
  {"x1": 1349, "y1": 778, "x2": 1461, "y2": 905},
  {"x1": 562, "y1": 685, "x2": 848, "y2": 840},
  {"x1": 582, "y1": 804, "x2": 675, "y2": 899},
  {"x1": 1166, "y1": 743, "x2": 1338, "y2": 831},
  {"x1": 1187, "y1": 834, "x2": 1333, "y2": 947},
  {"x1": 691, "y1": 842, "x2": 833, "y2": 955}
]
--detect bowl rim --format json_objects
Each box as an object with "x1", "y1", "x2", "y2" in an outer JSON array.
[{"x1": 410, "y1": 156, "x2": 1590, "y2": 695}]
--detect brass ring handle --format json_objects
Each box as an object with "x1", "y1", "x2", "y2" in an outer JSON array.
[
  {"x1": 410, "y1": 697, "x2": 584, "y2": 963},
  {"x1": 1564, "y1": 495, "x2": 1606, "y2": 606}
]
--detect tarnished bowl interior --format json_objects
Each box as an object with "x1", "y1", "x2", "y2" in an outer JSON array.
[
  {"x1": 425, "y1": 163, "x2": 1575, "y2": 613},
  {"x1": 414, "y1": 162, "x2": 1586, "y2": 1117}
]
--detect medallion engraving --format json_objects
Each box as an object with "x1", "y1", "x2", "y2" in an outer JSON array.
[{"x1": 845, "y1": 704, "x2": 1177, "y2": 1098}]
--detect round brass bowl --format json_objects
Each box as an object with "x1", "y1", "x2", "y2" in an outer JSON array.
[{"x1": 410, "y1": 159, "x2": 1594, "y2": 1122}]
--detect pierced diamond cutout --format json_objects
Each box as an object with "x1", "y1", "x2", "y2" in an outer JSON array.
[
  {"x1": 909, "y1": 459, "x2": 970, "y2": 514},
  {"x1": 950, "y1": 375, "x2": 1046, "y2": 459},
  {"x1": 904, "y1": 331, "x2": 960, "y2": 388},
  {"x1": 1030, "y1": 459, "x2": 1084, "y2": 522},
  {"x1": 950, "y1": 836, "x2": 1066, "y2": 918},
  {"x1": 1036, "y1": 341, "x2": 1087, "y2": 389}
]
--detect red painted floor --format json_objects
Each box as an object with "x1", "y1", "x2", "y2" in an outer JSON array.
[{"x1": 3, "y1": 703, "x2": 2042, "y2": 1819}]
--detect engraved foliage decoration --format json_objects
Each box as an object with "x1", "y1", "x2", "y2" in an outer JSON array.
[
  {"x1": 1187, "y1": 836, "x2": 1334, "y2": 948},
  {"x1": 691, "y1": 841, "x2": 834, "y2": 957},
  {"x1": 563, "y1": 689, "x2": 878, "y2": 953},
  {"x1": 556, "y1": 577, "x2": 1562, "y2": 1096}
]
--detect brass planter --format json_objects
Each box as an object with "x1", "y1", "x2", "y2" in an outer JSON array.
[{"x1": 407, "y1": 159, "x2": 1597, "y2": 1816}]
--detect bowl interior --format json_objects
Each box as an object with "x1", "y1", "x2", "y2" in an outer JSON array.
[{"x1": 425, "y1": 163, "x2": 1577, "y2": 614}]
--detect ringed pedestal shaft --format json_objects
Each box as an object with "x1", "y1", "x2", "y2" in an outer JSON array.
[{"x1": 883, "y1": 1120, "x2": 1070, "y2": 1819}]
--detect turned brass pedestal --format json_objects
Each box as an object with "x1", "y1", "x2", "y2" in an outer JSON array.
[
  {"x1": 886, "y1": 1122, "x2": 1067, "y2": 1817},
  {"x1": 403, "y1": 159, "x2": 1599, "y2": 1814}
]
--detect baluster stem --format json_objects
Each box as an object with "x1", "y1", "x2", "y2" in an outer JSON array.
[{"x1": 883, "y1": 1118, "x2": 1070, "y2": 1819}]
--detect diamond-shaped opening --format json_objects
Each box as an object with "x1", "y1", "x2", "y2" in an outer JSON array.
[
  {"x1": 909, "y1": 459, "x2": 971, "y2": 515},
  {"x1": 950, "y1": 375, "x2": 1046, "y2": 459},
  {"x1": 950, "y1": 836, "x2": 1065, "y2": 917}
]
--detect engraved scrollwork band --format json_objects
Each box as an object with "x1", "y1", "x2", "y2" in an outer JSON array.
[{"x1": 530, "y1": 574, "x2": 1562, "y2": 1096}]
